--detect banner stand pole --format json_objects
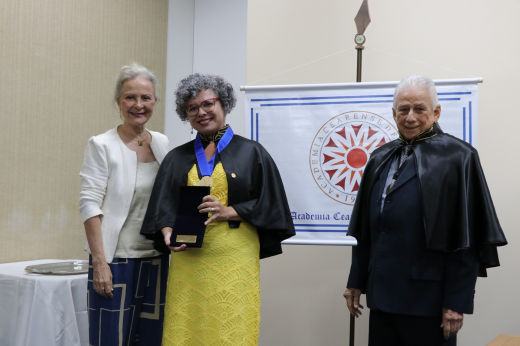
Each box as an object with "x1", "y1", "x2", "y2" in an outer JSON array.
[
  {"x1": 356, "y1": 48, "x2": 363, "y2": 83},
  {"x1": 350, "y1": 24, "x2": 364, "y2": 346},
  {"x1": 351, "y1": 1, "x2": 371, "y2": 345},
  {"x1": 349, "y1": 247, "x2": 356, "y2": 346}
]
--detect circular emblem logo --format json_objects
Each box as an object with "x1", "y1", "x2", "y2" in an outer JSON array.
[{"x1": 309, "y1": 111, "x2": 398, "y2": 205}]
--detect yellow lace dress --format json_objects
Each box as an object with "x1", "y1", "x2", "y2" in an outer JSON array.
[{"x1": 162, "y1": 163, "x2": 261, "y2": 346}]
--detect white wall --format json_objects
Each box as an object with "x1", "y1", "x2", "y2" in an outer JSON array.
[
  {"x1": 193, "y1": 0, "x2": 248, "y2": 137},
  {"x1": 165, "y1": 0, "x2": 247, "y2": 147},
  {"x1": 248, "y1": 0, "x2": 520, "y2": 345},
  {"x1": 165, "y1": 0, "x2": 195, "y2": 147}
]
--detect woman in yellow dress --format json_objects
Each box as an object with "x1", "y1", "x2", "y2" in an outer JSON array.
[{"x1": 141, "y1": 74, "x2": 295, "y2": 345}]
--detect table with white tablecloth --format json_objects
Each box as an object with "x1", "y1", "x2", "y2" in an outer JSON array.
[{"x1": 0, "y1": 259, "x2": 88, "y2": 346}]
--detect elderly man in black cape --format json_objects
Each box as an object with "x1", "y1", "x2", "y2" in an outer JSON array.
[{"x1": 343, "y1": 75, "x2": 507, "y2": 346}]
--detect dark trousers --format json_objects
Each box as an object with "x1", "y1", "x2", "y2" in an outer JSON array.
[
  {"x1": 369, "y1": 310, "x2": 457, "y2": 346},
  {"x1": 87, "y1": 254, "x2": 169, "y2": 346}
]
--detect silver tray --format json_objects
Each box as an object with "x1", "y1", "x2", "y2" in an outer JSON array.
[{"x1": 25, "y1": 261, "x2": 89, "y2": 275}]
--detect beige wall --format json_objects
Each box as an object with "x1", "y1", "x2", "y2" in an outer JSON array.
[
  {"x1": 0, "y1": 0, "x2": 168, "y2": 264},
  {"x1": 248, "y1": 0, "x2": 520, "y2": 345}
]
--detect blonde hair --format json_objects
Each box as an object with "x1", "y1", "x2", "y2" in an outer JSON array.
[{"x1": 114, "y1": 62, "x2": 158, "y2": 101}]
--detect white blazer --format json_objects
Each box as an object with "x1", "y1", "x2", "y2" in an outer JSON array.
[{"x1": 79, "y1": 127, "x2": 170, "y2": 263}]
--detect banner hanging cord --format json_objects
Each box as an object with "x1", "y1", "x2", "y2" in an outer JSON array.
[
  {"x1": 364, "y1": 46, "x2": 478, "y2": 78},
  {"x1": 246, "y1": 47, "x2": 356, "y2": 86},
  {"x1": 245, "y1": 45, "x2": 478, "y2": 86}
]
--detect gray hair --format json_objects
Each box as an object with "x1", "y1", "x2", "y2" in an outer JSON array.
[
  {"x1": 393, "y1": 75, "x2": 439, "y2": 110},
  {"x1": 114, "y1": 62, "x2": 158, "y2": 101},
  {"x1": 175, "y1": 73, "x2": 236, "y2": 122}
]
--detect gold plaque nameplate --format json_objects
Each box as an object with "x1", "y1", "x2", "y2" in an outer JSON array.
[
  {"x1": 197, "y1": 176, "x2": 214, "y2": 187},
  {"x1": 176, "y1": 235, "x2": 197, "y2": 243}
]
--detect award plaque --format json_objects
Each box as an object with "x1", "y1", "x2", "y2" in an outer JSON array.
[{"x1": 171, "y1": 185, "x2": 210, "y2": 248}]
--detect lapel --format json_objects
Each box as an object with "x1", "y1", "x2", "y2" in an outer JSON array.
[
  {"x1": 386, "y1": 154, "x2": 417, "y2": 195},
  {"x1": 220, "y1": 148, "x2": 237, "y2": 174},
  {"x1": 214, "y1": 136, "x2": 247, "y2": 206},
  {"x1": 365, "y1": 145, "x2": 401, "y2": 197},
  {"x1": 148, "y1": 130, "x2": 166, "y2": 164},
  {"x1": 219, "y1": 137, "x2": 239, "y2": 181},
  {"x1": 375, "y1": 157, "x2": 393, "y2": 198}
]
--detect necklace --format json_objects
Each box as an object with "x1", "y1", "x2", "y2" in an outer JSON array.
[
  {"x1": 121, "y1": 127, "x2": 149, "y2": 146},
  {"x1": 134, "y1": 133, "x2": 148, "y2": 146}
]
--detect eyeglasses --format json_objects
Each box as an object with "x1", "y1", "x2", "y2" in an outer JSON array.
[{"x1": 186, "y1": 98, "x2": 220, "y2": 117}]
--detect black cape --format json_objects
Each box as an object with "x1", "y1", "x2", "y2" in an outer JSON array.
[
  {"x1": 140, "y1": 134, "x2": 296, "y2": 259},
  {"x1": 348, "y1": 123, "x2": 507, "y2": 276}
]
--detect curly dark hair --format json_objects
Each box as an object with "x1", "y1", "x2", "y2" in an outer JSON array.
[{"x1": 175, "y1": 73, "x2": 237, "y2": 122}]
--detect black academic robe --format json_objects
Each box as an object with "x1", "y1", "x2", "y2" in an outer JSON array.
[
  {"x1": 140, "y1": 134, "x2": 296, "y2": 259},
  {"x1": 348, "y1": 123, "x2": 507, "y2": 276}
]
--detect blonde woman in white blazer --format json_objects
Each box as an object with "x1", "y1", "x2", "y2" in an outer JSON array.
[{"x1": 79, "y1": 63, "x2": 170, "y2": 346}]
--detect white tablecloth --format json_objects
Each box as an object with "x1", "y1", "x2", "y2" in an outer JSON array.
[{"x1": 0, "y1": 259, "x2": 88, "y2": 346}]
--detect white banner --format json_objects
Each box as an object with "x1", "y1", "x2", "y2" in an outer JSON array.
[{"x1": 244, "y1": 79, "x2": 480, "y2": 245}]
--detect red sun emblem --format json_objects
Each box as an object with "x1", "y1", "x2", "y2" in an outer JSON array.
[
  {"x1": 310, "y1": 111, "x2": 398, "y2": 205},
  {"x1": 320, "y1": 123, "x2": 388, "y2": 194}
]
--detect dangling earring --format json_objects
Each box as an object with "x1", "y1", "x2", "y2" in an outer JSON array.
[{"x1": 119, "y1": 109, "x2": 124, "y2": 121}]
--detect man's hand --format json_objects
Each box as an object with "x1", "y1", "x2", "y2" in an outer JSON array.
[
  {"x1": 440, "y1": 308, "x2": 463, "y2": 339},
  {"x1": 343, "y1": 288, "x2": 363, "y2": 318}
]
